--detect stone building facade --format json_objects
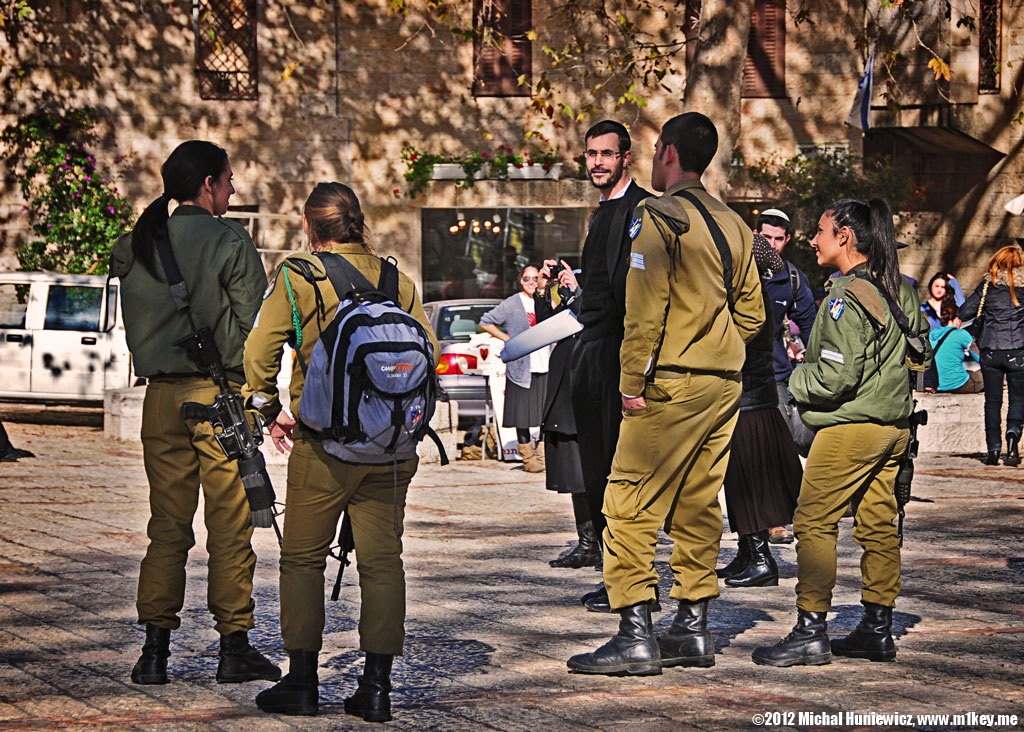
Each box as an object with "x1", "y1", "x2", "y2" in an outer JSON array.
[{"x1": 1, "y1": 0, "x2": 1022, "y2": 298}]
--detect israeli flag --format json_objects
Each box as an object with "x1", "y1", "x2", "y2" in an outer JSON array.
[{"x1": 846, "y1": 45, "x2": 876, "y2": 130}]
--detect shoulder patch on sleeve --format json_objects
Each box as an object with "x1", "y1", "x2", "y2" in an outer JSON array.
[
  {"x1": 630, "y1": 252, "x2": 646, "y2": 270},
  {"x1": 628, "y1": 217, "x2": 642, "y2": 239},
  {"x1": 262, "y1": 276, "x2": 278, "y2": 300},
  {"x1": 828, "y1": 298, "x2": 846, "y2": 321}
]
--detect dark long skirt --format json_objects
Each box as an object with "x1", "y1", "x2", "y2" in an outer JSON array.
[
  {"x1": 503, "y1": 372, "x2": 547, "y2": 428},
  {"x1": 723, "y1": 406, "x2": 802, "y2": 536},
  {"x1": 545, "y1": 431, "x2": 585, "y2": 494}
]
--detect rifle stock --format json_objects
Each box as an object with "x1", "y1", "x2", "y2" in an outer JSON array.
[{"x1": 330, "y1": 512, "x2": 355, "y2": 601}]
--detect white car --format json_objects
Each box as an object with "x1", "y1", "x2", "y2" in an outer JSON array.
[{"x1": 0, "y1": 272, "x2": 135, "y2": 402}]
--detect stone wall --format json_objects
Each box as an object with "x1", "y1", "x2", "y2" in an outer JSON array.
[{"x1": 0, "y1": 0, "x2": 1021, "y2": 295}]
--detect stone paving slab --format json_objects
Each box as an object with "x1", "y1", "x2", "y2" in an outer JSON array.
[{"x1": 0, "y1": 420, "x2": 1023, "y2": 731}]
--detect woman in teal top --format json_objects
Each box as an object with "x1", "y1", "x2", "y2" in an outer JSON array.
[{"x1": 929, "y1": 301, "x2": 982, "y2": 393}]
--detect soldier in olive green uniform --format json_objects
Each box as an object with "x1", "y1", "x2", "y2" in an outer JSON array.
[
  {"x1": 568, "y1": 113, "x2": 765, "y2": 676},
  {"x1": 112, "y1": 140, "x2": 279, "y2": 686},
  {"x1": 245, "y1": 183, "x2": 437, "y2": 721},
  {"x1": 753, "y1": 198, "x2": 928, "y2": 668}
]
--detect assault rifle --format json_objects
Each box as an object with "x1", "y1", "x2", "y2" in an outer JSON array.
[
  {"x1": 329, "y1": 512, "x2": 355, "y2": 601},
  {"x1": 177, "y1": 327, "x2": 282, "y2": 543},
  {"x1": 894, "y1": 405, "x2": 928, "y2": 547}
]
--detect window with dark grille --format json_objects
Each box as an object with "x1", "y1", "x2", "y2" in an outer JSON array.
[
  {"x1": 194, "y1": 0, "x2": 258, "y2": 101},
  {"x1": 472, "y1": 0, "x2": 531, "y2": 97},
  {"x1": 742, "y1": 0, "x2": 786, "y2": 98},
  {"x1": 979, "y1": 0, "x2": 1001, "y2": 93}
]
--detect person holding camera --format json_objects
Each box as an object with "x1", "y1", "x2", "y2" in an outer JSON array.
[
  {"x1": 753, "y1": 198, "x2": 928, "y2": 668},
  {"x1": 110, "y1": 140, "x2": 279, "y2": 685},
  {"x1": 479, "y1": 264, "x2": 552, "y2": 473}
]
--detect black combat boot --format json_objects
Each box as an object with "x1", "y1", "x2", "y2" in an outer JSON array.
[
  {"x1": 216, "y1": 630, "x2": 282, "y2": 683},
  {"x1": 549, "y1": 521, "x2": 602, "y2": 568},
  {"x1": 581, "y1": 583, "x2": 613, "y2": 613},
  {"x1": 985, "y1": 449, "x2": 1001, "y2": 465},
  {"x1": 830, "y1": 601, "x2": 896, "y2": 662},
  {"x1": 658, "y1": 599, "x2": 715, "y2": 668},
  {"x1": 715, "y1": 535, "x2": 752, "y2": 579},
  {"x1": 344, "y1": 652, "x2": 394, "y2": 723},
  {"x1": 1006, "y1": 434, "x2": 1021, "y2": 467},
  {"x1": 752, "y1": 608, "x2": 832, "y2": 667},
  {"x1": 725, "y1": 531, "x2": 779, "y2": 588},
  {"x1": 131, "y1": 625, "x2": 171, "y2": 685},
  {"x1": 255, "y1": 650, "x2": 319, "y2": 716},
  {"x1": 567, "y1": 601, "x2": 661, "y2": 676}
]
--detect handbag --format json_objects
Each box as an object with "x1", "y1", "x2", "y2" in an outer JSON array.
[{"x1": 966, "y1": 281, "x2": 988, "y2": 339}]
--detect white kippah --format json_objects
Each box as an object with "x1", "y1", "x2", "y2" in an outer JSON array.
[{"x1": 760, "y1": 208, "x2": 790, "y2": 222}]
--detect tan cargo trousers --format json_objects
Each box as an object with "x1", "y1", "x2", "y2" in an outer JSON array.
[
  {"x1": 602, "y1": 373, "x2": 742, "y2": 610},
  {"x1": 794, "y1": 421, "x2": 910, "y2": 612},
  {"x1": 279, "y1": 438, "x2": 416, "y2": 655},
  {"x1": 137, "y1": 378, "x2": 257, "y2": 635}
]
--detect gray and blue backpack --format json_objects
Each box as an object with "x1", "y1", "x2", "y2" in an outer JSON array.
[{"x1": 299, "y1": 252, "x2": 442, "y2": 464}]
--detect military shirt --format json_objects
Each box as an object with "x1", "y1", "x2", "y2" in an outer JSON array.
[
  {"x1": 110, "y1": 205, "x2": 267, "y2": 383},
  {"x1": 243, "y1": 243, "x2": 439, "y2": 420},
  {"x1": 618, "y1": 179, "x2": 765, "y2": 396},
  {"x1": 790, "y1": 265, "x2": 926, "y2": 429}
]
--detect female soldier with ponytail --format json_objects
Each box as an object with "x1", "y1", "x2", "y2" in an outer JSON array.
[
  {"x1": 753, "y1": 198, "x2": 928, "y2": 668},
  {"x1": 110, "y1": 140, "x2": 279, "y2": 685},
  {"x1": 244, "y1": 182, "x2": 438, "y2": 721}
]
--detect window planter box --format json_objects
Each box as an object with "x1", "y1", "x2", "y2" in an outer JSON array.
[
  {"x1": 430, "y1": 163, "x2": 486, "y2": 181},
  {"x1": 505, "y1": 163, "x2": 562, "y2": 180}
]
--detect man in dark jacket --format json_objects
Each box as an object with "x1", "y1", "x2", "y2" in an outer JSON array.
[
  {"x1": 547, "y1": 120, "x2": 650, "y2": 612},
  {"x1": 757, "y1": 209, "x2": 817, "y2": 544}
]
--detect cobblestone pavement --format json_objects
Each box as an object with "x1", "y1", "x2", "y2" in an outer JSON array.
[{"x1": 0, "y1": 420, "x2": 1022, "y2": 731}]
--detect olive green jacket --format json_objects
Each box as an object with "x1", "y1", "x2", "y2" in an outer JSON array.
[
  {"x1": 790, "y1": 266, "x2": 928, "y2": 429},
  {"x1": 619, "y1": 179, "x2": 765, "y2": 396},
  {"x1": 110, "y1": 205, "x2": 266, "y2": 383},
  {"x1": 243, "y1": 243, "x2": 439, "y2": 420}
]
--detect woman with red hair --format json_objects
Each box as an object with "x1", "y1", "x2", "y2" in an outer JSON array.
[{"x1": 959, "y1": 245, "x2": 1024, "y2": 466}]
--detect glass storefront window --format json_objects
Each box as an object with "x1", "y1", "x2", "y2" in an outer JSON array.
[{"x1": 422, "y1": 207, "x2": 590, "y2": 302}]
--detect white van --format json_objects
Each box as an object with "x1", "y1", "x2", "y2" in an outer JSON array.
[{"x1": 0, "y1": 272, "x2": 136, "y2": 402}]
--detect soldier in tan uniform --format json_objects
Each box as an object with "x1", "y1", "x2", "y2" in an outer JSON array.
[
  {"x1": 567, "y1": 112, "x2": 765, "y2": 676},
  {"x1": 244, "y1": 182, "x2": 437, "y2": 721}
]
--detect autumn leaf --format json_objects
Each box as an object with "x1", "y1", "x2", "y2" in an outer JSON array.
[{"x1": 927, "y1": 57, "x2": 951, "y2": 81}]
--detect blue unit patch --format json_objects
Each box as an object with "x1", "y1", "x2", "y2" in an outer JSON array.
[
  {"x1": 828, "y1": 298, "x2": 846, "y2": 321},
  {"x1": 628, "y1": 217, "x2": 642, "y2": 239},
  {"x1": 262, "y1": 277, "x2": 277, "y2": 300}
]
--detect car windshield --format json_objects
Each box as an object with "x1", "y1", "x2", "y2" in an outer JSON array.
[{"x1": 437, "y1": 303, "x2": 495, "y2": 341}]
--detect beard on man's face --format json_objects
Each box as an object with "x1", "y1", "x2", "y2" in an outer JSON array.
[{"x1": 587, "y1": 160, "x2": 624, "y2": 192}]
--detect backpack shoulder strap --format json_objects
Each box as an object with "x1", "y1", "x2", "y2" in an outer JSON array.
[
  {"x1": 672, "y1": 189, "x2": 734, "y2": 311},
  {"x1": 315, "y1": 251, "x2": 375, "y2": 300},
  {"x1": 377, "y1": 256, "x2": 401, "y2": 302},
  {"x1": 786, "y1": 260, "x2": 800, "y2": 299}
]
